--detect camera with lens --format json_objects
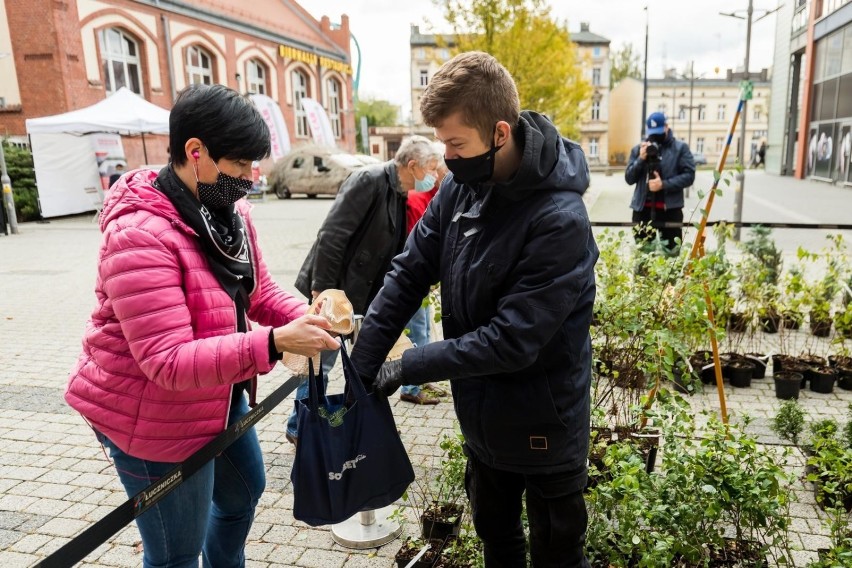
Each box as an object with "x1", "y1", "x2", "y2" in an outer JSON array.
[{"x1": 644, "y1": 139, "x2": 662, "y2": 178}]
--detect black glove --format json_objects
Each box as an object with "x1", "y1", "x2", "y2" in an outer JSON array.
[{"x1": 372, "y1": 359, "x2": 405, "y2": 397}]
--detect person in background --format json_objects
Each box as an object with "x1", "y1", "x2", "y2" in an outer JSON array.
[
  {"x1": 65, "y1": 84, "x2": 338, "y2": 568},
  {"x1": 108, "y1": 163, "x2": 125, "y2": 187},
  {"x1": 351, "y1": 51, "x2": 597, "y2": 568},
  {"x1": 398, "y1": 145, "x2": 449, "y2": 404},
  {"x1": 625, "y1": 112, "x2": 695, "y2": 252},
  {"x1": 286, "y1": 136, "x2": 445, "y2": 443}
]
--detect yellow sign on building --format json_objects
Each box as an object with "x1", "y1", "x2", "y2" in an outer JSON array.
[{"x1": 279, "y1": 45, "x2": 351, "y2": 75}]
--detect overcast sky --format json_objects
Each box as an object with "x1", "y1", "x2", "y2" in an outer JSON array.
[{"x1": 299, "y1": 0, "x2": 779, "y2": 121}]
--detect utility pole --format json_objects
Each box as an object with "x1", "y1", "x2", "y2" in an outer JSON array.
[
  {"x1": 0, "y1": 143, "x2": 19, "y2": 235},
  {"x1": 641, "y1": 6, "x2": 649, "y2": 136},
  {"x1": 688, "y1": 61, "x2": 695, "y2": 150},
  {"x1": 720, "y1": 0, "x2": 779, "y2": 240},
  {"x1": 733, "y1": 0, "x2": 753, "y2": 241}
]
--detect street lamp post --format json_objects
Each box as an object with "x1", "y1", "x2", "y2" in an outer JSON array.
[
  {"x1": 641, "y1": 6, "x2": 649, "y2": 135},
  {"x1": 720, "y1": 0, "x2": 781, "y2": 240}
]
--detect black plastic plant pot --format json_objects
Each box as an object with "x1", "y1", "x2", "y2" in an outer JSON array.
[
  {"x1": 421, "y1": 503, "x2": 464, "y2": 542},
  {"x1": 774, "y1": 372, "x2": 803, "y2": 400},
  {"x1": 395, "y1": 538, "x2": 445, "y2": 568},
  {"x1": 809, "y1": 368, "x2": 836, "y2": 394},
  {"x1": 760, "y1": 313, "x2": 780, "y2": 334},
  {"x1": 810, "y1": 317, "x2": 832, "y2": 337},
  {"x1": 745, "y1": 353, "x2": 768, "y2": 379},
  {"x1": 837, "y1": 367, "x2": 852, "y2": 390},
  {"x1": 728, "y1": 361, "x2": 755, "y2": 388}
]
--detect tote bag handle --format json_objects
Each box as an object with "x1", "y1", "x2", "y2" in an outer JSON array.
[{"x1": 306, "y1": 339, "x2": 368, "y2": 413}]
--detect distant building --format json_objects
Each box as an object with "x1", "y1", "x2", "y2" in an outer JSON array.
[
  {"x1": 572, "y1": 23, "x2": 611, "y2": 167},
  {"x1": 407, "y1": 23, "x2": 609, "y2": 165},
  {"x1": 609, "y1": 70, "x2": 771, "y2": 167},
  {"x1": 768, "y1": 0, "x2": 852, "y2": 185},
  {"x1": 0, "y1": 0, "x2": 356, "y2": 166}
]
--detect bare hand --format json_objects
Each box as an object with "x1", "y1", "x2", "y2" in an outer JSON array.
[
  {"x1": 273, "y1": 314, "x2": 339, "y2": 357},
  {"x1": 639, "y1": 142, "x2": 649, "y2": 161},
  {"x1": 648, "y1": 171, "x2": 663, "y2": 192},
  {"x1": 311, "y1": 290, "x2": 320, "y2": 300}
]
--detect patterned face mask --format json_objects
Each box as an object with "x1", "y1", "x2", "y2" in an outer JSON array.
[{"x1": 194, "y1": 153, "x2": 253, "y2": 209}]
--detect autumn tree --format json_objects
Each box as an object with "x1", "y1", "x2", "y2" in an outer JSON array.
[
  {"x1": 609, "y1": 43, "x2": 643, "y2": 88},
  {"x1": 435, "y1": 0, "x2": 590, "y2": 139}
]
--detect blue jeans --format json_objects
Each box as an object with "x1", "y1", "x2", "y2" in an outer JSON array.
[
  {"x1": 401, "y1": 305, "x2": 430, "y2": 396},
  {"x1": 286, "y1": 350, "x2": 338, "y2": 438},
  {"x1": 98, "y1": 395, "x2": 265, "y2": 568}
]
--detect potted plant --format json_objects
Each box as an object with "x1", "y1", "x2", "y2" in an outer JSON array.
[
  {"x1": 394, "y1": 536, "x2": 445, "y2": 568},
  {"x1": 420, "y1": 432, "x2": 467, "y2": 541},
  {"x1": 773, "y1": 371, "x2": 803, "y2": 400},
  {"x1": 771, "y1": 399, "x2": 806, "y2": 447},
  {"x1": 809, "y1": 365, "x2": 837, "y2": 394}
]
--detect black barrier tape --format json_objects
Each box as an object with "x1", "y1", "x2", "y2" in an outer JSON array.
[
  {"x1": 35, "y1": 373, "x2": 304, "y2": 568},
  {"x1": 591, "y1": 221, "x2": 852, "y2": 230}
]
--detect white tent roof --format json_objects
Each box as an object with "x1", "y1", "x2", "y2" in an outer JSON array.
[{"x1": 25, "y1": 87, "x2": 170, "y2": 135}]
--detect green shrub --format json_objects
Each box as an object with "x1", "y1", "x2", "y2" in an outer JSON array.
[
  {"x1": 772, "y1": 400, "x2": 806, "y2": 446},
  {"x1": 2, "y1": 141, "x2": 39, "y2": 221}
]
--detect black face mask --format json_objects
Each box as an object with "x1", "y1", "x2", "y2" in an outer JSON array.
[{"x1": 445, "y1": 130, "x2": 504, "y2": 184}]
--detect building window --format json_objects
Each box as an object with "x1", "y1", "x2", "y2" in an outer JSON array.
[
  {"x1": 417, "y1": 48, "x2": 425, "y2": 60},
  {"x1": 715, "y1": 136, "x2": 724, "y2": 152},
  {"x1": 99, "y1": 28, "x2": 143, "y2": 95},
  {"x1": 439, "y1": 48, "x2": 450, "y2": 60},
  {"x1": 591, "y1": 101, "x2": 600, "y2": 121},
  {"x1": 186, "y1": 45, "x2": 213, "y2": 85},
  {"x1": 717, "y1": 104, "x2": 726, "y2": 121},
  {"x1": 327, "y1": 78, "x2": 342, "y2": 139},
  {"x1": 246, "y1": 59, "x2": 267, "y2": 95},
  {"x1": 592, "y1": 67, "x2": 601, "y2": 86},
  {"x1": 696, "y1": 137, "x2": 705, "y2": 153},
  {"x1": 419, "y1": 69, "x2": 429, "y2": 87},
  {"x1": 589, "y1": 137, "x2": 599, "y2": 158},
  {"x1": 697, "y1": 106, "x2": 706, "y2": 121},
  {"x1": 678, "y1": 107, "x2": 686, "y2": 120},
  {"x1": 292, "y1": 69, "x2": 309, "y2": 138},
  {"x1": 753, "y1": 106, "x2": 762, "y2": 120},
  {"x1": 593, "y1": 47, "x2": 601, "y2": 57},
  {"x1": 657, "y1": 103, "x2": 667, "y2": 113}
]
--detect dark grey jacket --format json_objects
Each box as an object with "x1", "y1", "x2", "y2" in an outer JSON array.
[
  {"x1": 352, "y1": 112, "x2": 598, "y2": 483},
  {"x1": 295, "y1": 161, "x2": 407, "y2": 314},
  {"x1": 625, "y1": 131, "x2": 696, "y2": 211}
]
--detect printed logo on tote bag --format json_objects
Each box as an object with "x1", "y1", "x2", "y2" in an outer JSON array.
[{"x1": 328, "y1": 453, "x2": 366, "y2": 480}]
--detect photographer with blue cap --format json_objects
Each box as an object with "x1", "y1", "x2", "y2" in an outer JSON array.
[{"x1": 625, "y1": 112, "x2": 695, "y2": 252}]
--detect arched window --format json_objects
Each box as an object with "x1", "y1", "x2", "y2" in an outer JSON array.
[
  {"x1": 187, "y1": 45, "x2": 213, "y2": 85},
  {"x1": 327, "y1": 78, "x2": 342, "y2": 138},
  {"x1": 292, "y1": 69, "x2": 309, "y2": 138},
  {"x1": 99, "y1": 28, "x2": 143, "y2": 95},
  {"x1": 246, "y1": 59, "x2": 267, "y2": 95}
]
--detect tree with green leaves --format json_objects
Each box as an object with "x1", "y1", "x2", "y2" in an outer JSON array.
[
  {"x1": 355, "y1": 97, "x2": 400, "y2": 151},
  {"x1": 435, "y1": 0, "x2": 590, "y2": 140},
  {"x1": 610, "y1": 42, "x2": 643, "y2": 88},
  {"x1": 2, "y1": 141, "x2": 38, "y2": 221}
]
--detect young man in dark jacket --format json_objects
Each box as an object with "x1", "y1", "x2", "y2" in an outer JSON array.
[
  {"x1": 625, "y1": 112, "x2": 696, "y2": 252},
  {"x1": 351, "y1": 51, "x2": 597, "y2": 568}
]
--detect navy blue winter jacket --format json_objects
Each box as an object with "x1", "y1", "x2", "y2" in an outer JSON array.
[
  {"x1": 625, "y1": 130, "x2": 696, "y2": 211},
  {"x1": 351, "y1": 111, "x2": 598, "y2": 481}
]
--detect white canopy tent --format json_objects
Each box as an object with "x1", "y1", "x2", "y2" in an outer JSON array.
[{"x1": 25, "y1": 88, "x2": 170, "y2": 218}]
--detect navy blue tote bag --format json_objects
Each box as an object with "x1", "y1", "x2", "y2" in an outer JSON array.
[{"x1": 290, "y1": 339, "x2": 415, "y2": 526}]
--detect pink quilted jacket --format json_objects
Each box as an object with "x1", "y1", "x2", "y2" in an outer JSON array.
[{"x1": 66, "y1": 169, "x2": 307, "y2": 462}]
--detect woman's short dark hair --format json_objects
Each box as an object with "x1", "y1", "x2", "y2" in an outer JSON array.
[{"x1": 169, "y1": 84, "x2": 270, "y2": 166}]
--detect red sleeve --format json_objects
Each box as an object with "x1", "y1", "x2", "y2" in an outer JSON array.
[{"x1": 405, "y1": 188, "x2": 439, "y2": 235}]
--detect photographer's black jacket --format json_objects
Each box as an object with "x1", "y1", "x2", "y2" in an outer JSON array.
[
  {"x1": 625, "y1": 130, "x2": 696, "y2": 211},
  {"x1": 352, "y1": 111, "x2": 598, "y2": 484}
]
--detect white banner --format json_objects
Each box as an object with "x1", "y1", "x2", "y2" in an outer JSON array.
[
  {"x1": 300, "y1": 97, "x2": 336, "y2": 148},
  {"x1": 90, "y1": 133, "x2": 126, "y2": 190},
  {"x1": 250, "y1": 94, "x2": 291, "y2": 161}
]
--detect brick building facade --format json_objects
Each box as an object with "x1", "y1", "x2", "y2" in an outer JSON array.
[{"x1": 0, "y1": 0, "x2": 356, "y2": 167}]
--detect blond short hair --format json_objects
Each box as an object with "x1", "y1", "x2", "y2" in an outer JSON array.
[{"x1": 420, "y1": 51, "x2": 520, "y2": 144}]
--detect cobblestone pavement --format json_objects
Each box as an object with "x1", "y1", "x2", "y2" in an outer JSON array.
[{"x1": 0, "y1": 176, "x2": 849, "y2": 566}]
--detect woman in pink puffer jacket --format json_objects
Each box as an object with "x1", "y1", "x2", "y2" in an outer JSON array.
[{"x1": 65, "y1": 84, "x2": 338, "y2": 568}]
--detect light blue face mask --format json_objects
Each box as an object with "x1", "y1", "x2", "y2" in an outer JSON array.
[{"x1": 414, "y1": 172, "x2": 437, "y2": 192}]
